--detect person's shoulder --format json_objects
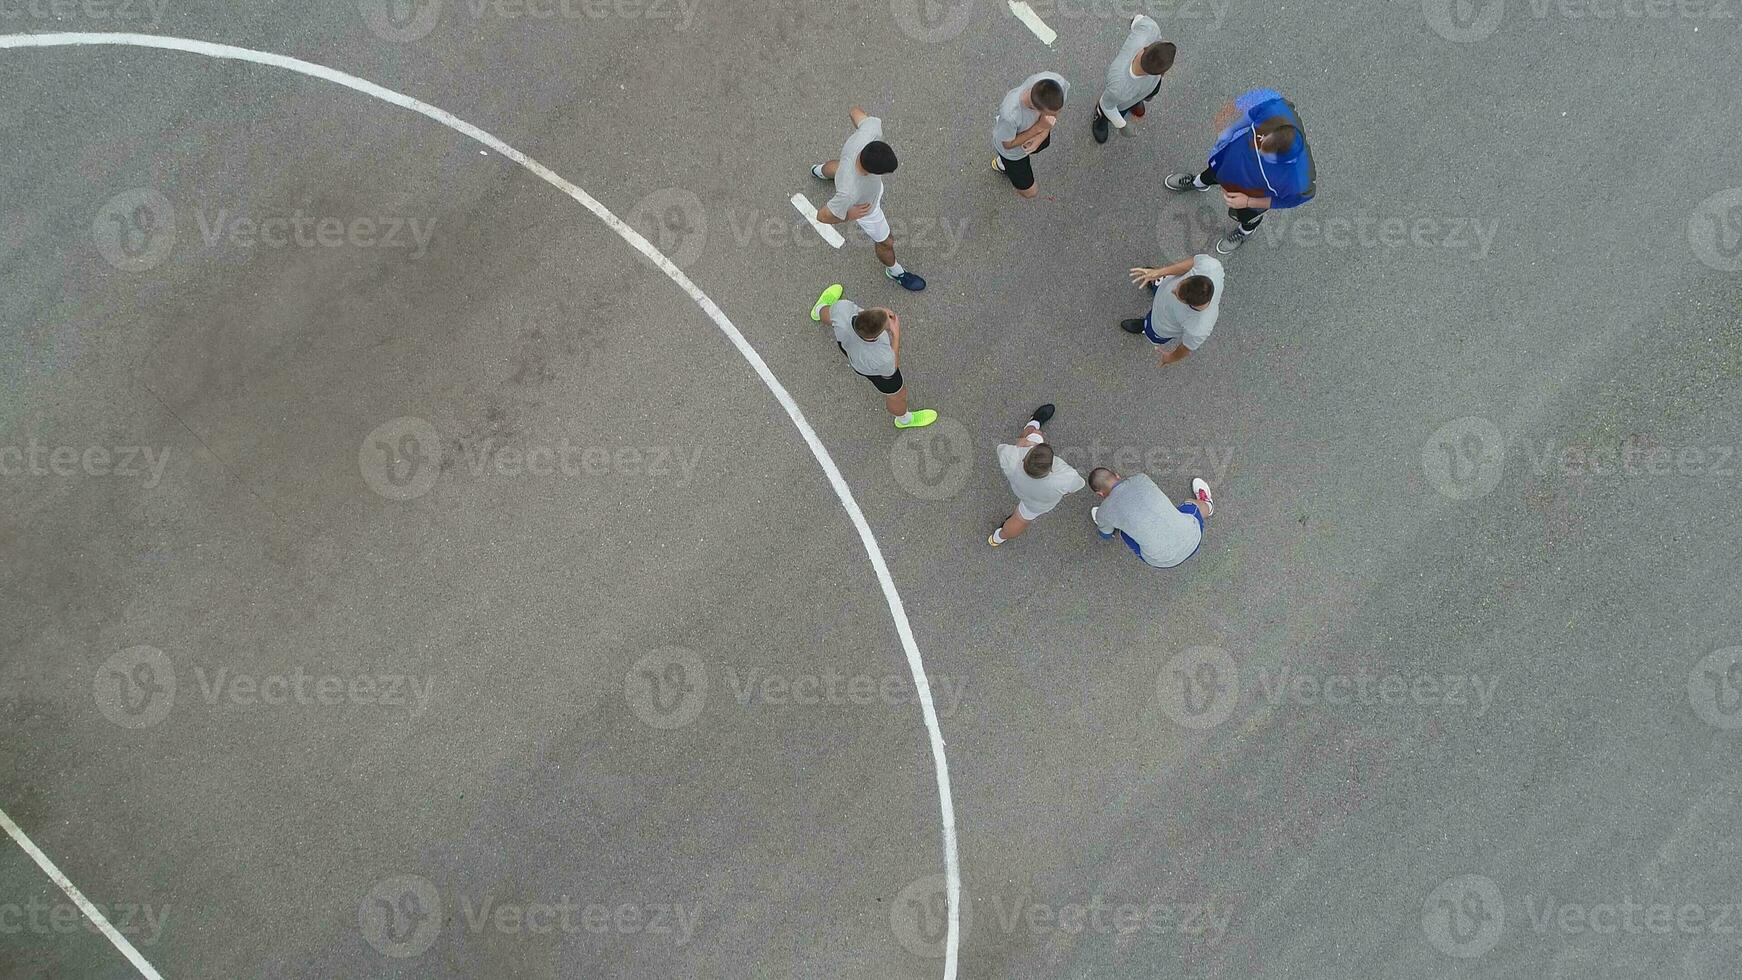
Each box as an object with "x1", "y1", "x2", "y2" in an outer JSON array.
[
  {"x1": 1132, "y1": 14, "x2": 1160, "y2": 38},
  {"x1": 859, "y1": 115, "x2": 883, "y2": 135},
  {"x1": 1192, "y1": 254, "x2": 1226, "y2": 276},
  {"x1": 830, "y1": 298, "x2": 861, "y2": 321}
]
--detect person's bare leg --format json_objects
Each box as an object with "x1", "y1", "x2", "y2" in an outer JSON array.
[
  {"x1": 885, "y1": 388, "x2": 908, "y2": 417},
  {"x1": 874, "y1": 237, "x2": 897, "y2": 269},
  {"x1": 1018, "y1": 184, "x2": 1038, "y2": 199},
  {"x1": 821, "y1": 159, "x2": 840, "y2": 178},
  {"x1": 998, "y1": 510, "x2": 1033, "y2": 541}
]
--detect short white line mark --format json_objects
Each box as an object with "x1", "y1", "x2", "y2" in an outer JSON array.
[{"x1": 789, "y1": 192, "x2": 846, "y2": 248}]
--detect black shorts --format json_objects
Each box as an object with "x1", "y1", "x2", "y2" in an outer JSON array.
[
  {"x1": 838, "y1": 342, "x2": 903, "y2": 394},
  {"x1": 999, "y1": 134, "x2": 1051, "y2": 191}
]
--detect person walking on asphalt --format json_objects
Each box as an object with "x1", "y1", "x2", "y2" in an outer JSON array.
[
  {"x1": 1089, "y1": 468, "x2": 1214, "y2": 569},
  {"x1": 1163, "y1": 86, "x2": 1315, "y2": 254},
  {"x1": 809, "y1": 284, "x2": 938, "y2": 429},
  {"x1": 811, "y1": 106, "x2": 926, "y2": 290},
  {"x1": 1122, "y1": 252, "x2": 1225, "y2": 368},
  {"x1": 988, "y1": 403, "x2": 1086, "y2": 547},
  {"x1": 993, "y1": 71, "x2": 1069, "y2": 199},
  {"x1": 1092, "y1": 15, "x2": 1176, "y2": 144}
]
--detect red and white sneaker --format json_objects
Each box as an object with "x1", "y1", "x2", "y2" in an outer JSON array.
[{"x1": 1191, "y1": 478, "x2": 1214, "y2": 517}]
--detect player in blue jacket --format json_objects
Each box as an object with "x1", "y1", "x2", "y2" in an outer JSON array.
[{"x1": 1164, "y1": 87, "x2": 1315, "y2": 254}]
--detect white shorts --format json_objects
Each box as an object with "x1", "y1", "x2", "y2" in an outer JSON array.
[
  {"x1": 1016, "y1": 500, "x2": 1051, "y2": 521},
  {"x1": 856, "y1": 206, "x2": 891, "y2": 244}
]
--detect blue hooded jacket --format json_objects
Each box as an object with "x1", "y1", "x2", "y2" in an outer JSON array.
[{"x1": 1207, "y1": 88, "x2": 1316, "y2": 210}]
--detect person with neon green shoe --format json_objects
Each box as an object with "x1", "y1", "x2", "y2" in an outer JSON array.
[{"x1": 809, "y1": 284, "x2": 938, "y2": 429}]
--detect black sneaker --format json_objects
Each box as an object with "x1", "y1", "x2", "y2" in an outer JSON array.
[
  {"x1": 1120, "y1": 318, "x2": 1147, "y2": 334},
  {"x1": 1030, "y1": 403, "x2": 1056, "y2": 427},
  {"x1": 1163, "y1": 172, "x2": 1205, "y2": 192},
  {"x1": 1092, "y1": 113, "x2": 1109, "y2": 144}
]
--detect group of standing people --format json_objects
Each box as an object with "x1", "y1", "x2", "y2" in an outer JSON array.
[{"x1": 800, "y1": 14, "x2": 1317, "y2": 571}]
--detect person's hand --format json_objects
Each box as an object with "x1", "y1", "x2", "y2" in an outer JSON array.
[
  {"x1": 1221, "y1": 190, "x2": 1252, "y2": 209},
  {"x1": 846, "y1": 202, "x2": 872, "y2": 221},
  {"x1": 1129, "y1": 266, "x2": 1164, "y2": 287},
  {"x1": 1038, "y1": 113, "x2": 1058, "y2": 129}
]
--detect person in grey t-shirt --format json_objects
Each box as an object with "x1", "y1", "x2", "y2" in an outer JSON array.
[
  {"x1": 1093, "y1": 15, "x2": 1176, "y2": 144},
  {"x1": 807, "y1": 283, "x2": 939, "y2": 430},
  {"x1": 1088, "y1": 468, "x2": 1214, "y2": 569},
  {"x1": 1121, "y1": 253, "x2": 1225, "y2": 369},
  {"x1": 809, "y1": 106, "x2": 926, "y2": 291},
  {"x1": 992, "y1": 71, "x2": 1068, "y2": 199},
  {"x1": 988, "y1": 403, "x2": 1086, "y2": 547}
]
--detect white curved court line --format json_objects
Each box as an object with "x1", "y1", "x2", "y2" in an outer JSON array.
[{"x1": 0, "y1": 31, "x2": 961, "y2": 980}]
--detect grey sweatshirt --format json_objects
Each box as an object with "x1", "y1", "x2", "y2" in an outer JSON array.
[
  {"x1": 1094, "y1": 473, "x2": 1202, "y2": 568},
  {"x1": 1098, "y1": 16, "x2": 1163, "y2": 123}
]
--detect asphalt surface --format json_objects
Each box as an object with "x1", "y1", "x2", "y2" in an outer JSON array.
[{"x1": 3, "y1": 1, "x2": 1741, "y2": 978}]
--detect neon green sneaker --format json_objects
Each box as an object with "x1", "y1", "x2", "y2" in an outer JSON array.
[
  {"x1": 810, "y1": 284, "x2": 844, "y2": 321},
  {"x1": 894, "y1": 409, "x2": 938, "y2": 429}
]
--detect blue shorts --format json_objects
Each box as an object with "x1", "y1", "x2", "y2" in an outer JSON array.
[
  {"x1": 1141, "y1": 311, "x2": 1175, "y2": 347},
  {"x1": 1119, "y1": 502, "x2": 1205, "y2": 565}
]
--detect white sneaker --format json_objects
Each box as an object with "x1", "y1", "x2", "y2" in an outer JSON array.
[{"x1": 1191, "y1": 478, "x2": 1214, "y2": 517}]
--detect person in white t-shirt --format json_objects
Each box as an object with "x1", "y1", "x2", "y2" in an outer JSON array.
[
  {"x1": 1122, "y1": 253, "x2": 1226, "y2": 368},
  {"x1": 989, "y1": 403, "x2": 1087, "y2": 547},
  {"x1": 810, "y1": 106, "x2": 926, "y2": 290}
]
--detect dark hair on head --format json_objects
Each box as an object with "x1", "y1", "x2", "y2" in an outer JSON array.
[
  {"x1": 1139, "y1": 41, "x2": 1176, "y2": 76},
  {"x1": 1023, "y1": 442, "x2": 1055, "y2": 479},
  {"x1": 852, "y1": 307, "x2": 890, "y2": 340},
  {"x1": 859, "y1": 140, "x2": 898, "y2": 175},
  {"x1": 1256, "y1": 118, "x2": 1297, "y2": 154},
  {"x1": 1032, "y1": 79, "x2": 1065, "y2": 112},
  {"x1": 1089, "y1": 467, "x2": 1117, "y2": 493},
  {"x1": 1177, "y1": 274, "x2": 1214, "y2": 307}
]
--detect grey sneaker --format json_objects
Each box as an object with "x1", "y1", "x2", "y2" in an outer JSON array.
[
  {"x1": 1164, "y1": 172, "x2": 1206, "y2": 192},
  {"x1": 1215, "y1": 230, "x2": 1252, "y2": 254}
]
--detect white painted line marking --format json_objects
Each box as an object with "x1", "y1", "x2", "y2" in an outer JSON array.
[
  {"x1": 789, "y1": 193, "x2": 846, "y2": 248},
  {"x1": 0, "y1": 806, "x2": 165, "y2": 980},
  {"x1": 1007, "y1": 0, "x2": 1057, "y2": 45},
  {"x1": 0, "y1": 31, "x2": 962, "y2": 980}
]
